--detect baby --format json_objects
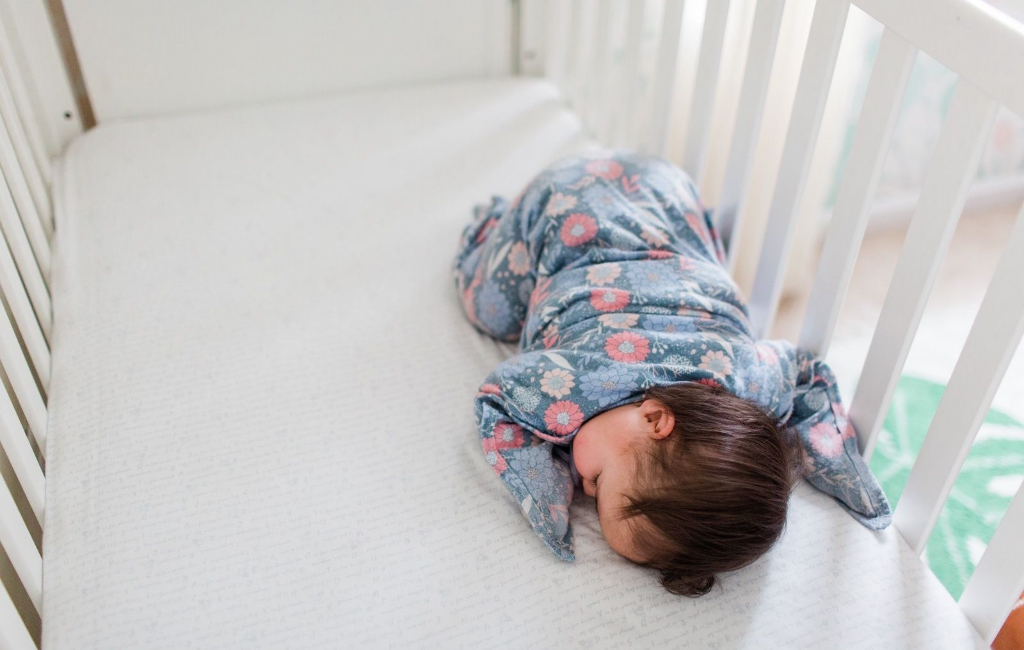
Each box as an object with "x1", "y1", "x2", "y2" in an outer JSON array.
[
  {"x1": 570, "y1": 382, "x2": 803, "y2": 595},
  {"x1": 454, "y1": 151, "x2": 890, "y2": 596}
]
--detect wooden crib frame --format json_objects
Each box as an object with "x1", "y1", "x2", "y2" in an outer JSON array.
[{"x1": 0, "y1": 0, "x2": 1022, "y2": 646}]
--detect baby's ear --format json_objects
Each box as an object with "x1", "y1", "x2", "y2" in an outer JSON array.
[{"x1": 640, "y1": 399, "x2": 674, "y2": 440}]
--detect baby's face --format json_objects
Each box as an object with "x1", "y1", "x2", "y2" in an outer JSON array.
[{"x1": 572, "y1": 399, "x2": 675, "y2": 563}]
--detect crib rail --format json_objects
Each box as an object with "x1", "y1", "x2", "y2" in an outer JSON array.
[
  {"x1": 0, "y1": 4, "x2": 53, "y2": 646},
  {"x1": 533, "y1": 0, "x2": 1024, "y2": 643}
]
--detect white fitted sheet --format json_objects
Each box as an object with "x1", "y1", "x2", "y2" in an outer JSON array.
[{"x1": 44, "y1": 78, "x2": 986, "y2": 649}]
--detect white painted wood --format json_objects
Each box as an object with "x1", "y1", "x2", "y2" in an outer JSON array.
[
  {"x1": 959, "y1": 481, "x2": 1024, "y2": 644},
  {"x1": 563, "y1": 0, "x2": 586, "y2": 108},
  {"x1": 852, "y1": 0, "x2": 1024, "y2": 117},
  {"x1": 894, "y1": 202, "x2": 1024, "y2": 556},
  {"x1": 681, "y1": 0, "x2": 730, "y2": 186},
  {"x1": 0, "y1": 308, "x2": 45, "y2": 454},
  {"x1": 0, "y1": 63, "x2": 51, "y2": 239},
  {"x1": 849, "y1": 79, "x2": 998, "y2": 462},
  {"x1": 709, "y1": 0, "x2": 787, "y2": 267},
  {"x1": 0, "y1": 585, "x2": 35, "y2": 650},
  {"x1": 0, "y1": 25, "x2": 49, "y2": 188},
  {"x1": 0, "y1": 475, "x2": 40, "y2": 613},
  {"x1": 0, "y1": 119, "x2": 49, "y2": 279},
  {"x1": 518, "y1": 0, "x2": 548, "y2": 77},
  {"x1": 613, "y1": 0, "x2": 647, "y2": 148},
  {"x1": 643, "y1": 0, "x2": 686, "y2": 156},
  {"x1": 0, "y1": 385, "x2": 42, "y2": 521},
  {"x1": 0, "y1": 179, "x2": 49, "y2": 340},
  {"x1": 61, "y1": 0, "x2": 514, "y2": 122},
  {"x1": 798, "y1": 29, "x2": 917, "y2": 356},
  {"x1": 747, "y1": 0, "x2": 849, "y2": 338},
  {"x1": 0, "y1": 0, "x2": 82, "y2": 158},
  {"x1": 585, "y1": 0, "x2": 614, "y2": 142},
  {"x1": 543, "y1": 0, "x2": 572, "y2": 87},
  {"x1": 0, "y1": 221, "x2": 47, "y2": 388}
]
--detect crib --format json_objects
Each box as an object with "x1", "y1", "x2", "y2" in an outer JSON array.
[{"x1": 0, "y1": 0, "x2": 1022, "y2": 648}]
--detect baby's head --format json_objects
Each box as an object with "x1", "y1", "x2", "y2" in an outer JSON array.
[{"x1": 571, "y1": 381, "x2": 805, "y2": 596}]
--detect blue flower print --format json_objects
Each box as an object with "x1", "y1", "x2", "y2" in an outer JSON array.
[
  {"x1": 641, "y1": 314, "x2": 696, "y2": 335},
  {"x1": 581, "y1": 182, "x2": 620, "y2": 213},
  {"x1": 580, "y1": 365, "x2": 640, "y2": 407},
  {"x1": 626, "y1": 263, "x2": 668, "y2": 289},
  {"x1": 477, "y1": 282, "x2": 513, "y2": 335},
  {"x1": 507, "y1": 445, "x2": 567, "y2": 500}
]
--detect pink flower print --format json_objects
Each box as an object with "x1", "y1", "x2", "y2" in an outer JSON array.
[
  {"x1": 586, "y1": 263, "x2": 621, "y2": 286},
  {"x1": 699, "y1": 350, "x2": 733, "y2": 376},
  {"x1": 598, "y1": 313, "x2": 639, "y2": 328},
  {"x1": 698, "y1": 378, "x2": 722, "y2": 389},
  {"x1": 492, "y1": 422, "x2": 526, "y2": 450},
  {"x1": 542, "y1": 324, "x2": 559, "y2": 349},
  {"x1": 481, "y1": 437, "x2": 508, "y2": 475},
  {"x1": 507, "y1": 242, "x2": 531, "y2": 276},
  {"x1": 621, "y1": 174, "x2": 640, "y2": 194},
  {"x1": 545, "y1": 192, "x2": 578, "y2": 217},
  {"x1": 809, "y1": 422, "x2": 844, "y2": 458},
  {"x1": 678, "y1": 256, "x2": 696, "y2": 271},
  {"x1": 640, "y1": 226, "x2": 669, "y2": 247},
  {"x1": 585, "y1": 159, "x2": 624, "y2": 180},
  {"x1": 590, "y1": 288, "x2": 630, "y2": 312},
  {"x1": 477, "y1": 383, "x2": 501, "y2": 397},
  {"x1": 685, "y1": 213, "x2": 710, "y2": 245},
  {"x1": 476, "y1": 217, "x2": 499, "y2": 244},
  {"x1": 560, "y1": 213, "x2": 598, "y2": 246},
  {"x1": 755, "y1": 343, "x2": 780, "y2": 366},
  {"x1": 605, "y1": 331, "x2": 650, "y2": 363},
  {"x1": 540, "y1": 368, "x2": 575, "y2": 398},
  {"x1": 832, "y1": 402, "x2": 856, "y2": 439},
  {"x1": 647, "y1": 250, "x2": 674, "y2": 260},
  {"x1": 529, "y1": 276, "x2": 552, "y2": 309},
  {"x1": 544, "y1": 401, "x2": 584, "y2": 435}
]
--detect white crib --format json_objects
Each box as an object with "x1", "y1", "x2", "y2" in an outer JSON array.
[{"x1": 0, "y1": 0, "x2": 1022, "y2": 648}]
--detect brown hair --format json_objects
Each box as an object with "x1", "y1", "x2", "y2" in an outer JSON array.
[{"x1": 621, "y1": 381, "x2": 806, "y2": 597}]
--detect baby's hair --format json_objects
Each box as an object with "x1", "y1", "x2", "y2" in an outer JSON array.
[{"x1": 621, "y1": 381, "x2": 806, "y2": 597}]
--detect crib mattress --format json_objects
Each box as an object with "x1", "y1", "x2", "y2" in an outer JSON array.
[{"x1": 44, "y1": 78, "x2": 986, "y2": 649}]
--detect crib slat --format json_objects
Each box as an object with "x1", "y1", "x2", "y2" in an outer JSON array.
[
  {"x1": 613, "y1": 0, "x2": 647, "y2": 148},
  {"x1": 643, "y1": 0, "x2": 686, "y2": 156},
  {"x1": 681, "y1": 0, "x2": 731, "y2": 187},
  {"x1": 0, "y1": 64, "x2": 51, "y2": 239},
  {"x1": 711, "y1": 0, "x2": 788, "y2": 267},
  {"x1": 0, "y1": 10, "x2": 50, "y2": 188},
  {"x1": 564, "y1": 0, "x2": 589, "y2": 110},
  {"x1": 798, "y1": 29, "x2": 917, "y2": 357},
  {"x1": 959, "y1": 480, "x2": 1024, "y2": 644},
  {"x1": 0, "y1": 304, "x2": 46, "y2": 454},
  {"x1": 585, "y1": 0, "x2": 614, "y2": 142},
  {"x1": 543, "y1": 0, "x2": 572, "y2": 90},
  {"x1": 0, "y1": 114, "x2": 50, "y2": 279},
  {"x1": 747, "y1": 0, "x2": 849, "y2": 338},
  {"x1": 848, "y1": 78, "x2": 998, "y2": 462},
  {"x1": 0, "y1": 586, "x2": 36, "y2": 650},
  {"x1": 0, "y1": 177, "x2": 50, "y2": 339},
  {"x1": 0, "y1": 474, "x2": 41, "y2": 613},
  {"x1": 0, "y1": 219, "x2": 48, "y2": 388},
  {"x1": 894, "y1": 202, "x2": 1024, "y2": 557},
  {"x1": 0, "y1": 386, "x2": 43, "y2": 521}
]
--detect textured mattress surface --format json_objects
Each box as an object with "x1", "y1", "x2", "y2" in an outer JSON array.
[{"x1": 45, "y1": 78, "x2": 985, "y2": 649}]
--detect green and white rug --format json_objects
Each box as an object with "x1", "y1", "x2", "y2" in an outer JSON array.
[{"x1": 869, "y1": 375, "x2": 1024, "y2": 599}]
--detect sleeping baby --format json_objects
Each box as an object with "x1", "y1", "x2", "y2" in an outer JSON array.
[{"x1": 453, "y1": 151, "x2": 890, "y2": 597}]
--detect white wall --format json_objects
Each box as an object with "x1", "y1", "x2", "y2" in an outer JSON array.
[{"x1": 61, "y1": 0, "x2": 512, "y2": 122}]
